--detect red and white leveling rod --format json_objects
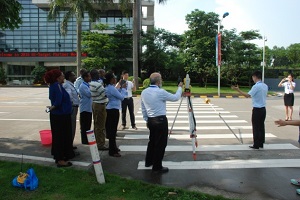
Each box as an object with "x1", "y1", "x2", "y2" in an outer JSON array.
[{"x1": 86, "y1": 130, "x2": 105, "y2": 184}]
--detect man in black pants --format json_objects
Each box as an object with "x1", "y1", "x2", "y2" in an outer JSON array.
[
  {"x1": 141, "y1": 72, "x2": 183, "y2": 173},
  {"x1": 78, "y1": 71, "x2": 92, "y2": 145},
  {"x1": 120, "y1": 70, "x2": 137, "y2": 130},
  {"x1": 231, "y1": 71, "x2": 268, "y2": 149}
]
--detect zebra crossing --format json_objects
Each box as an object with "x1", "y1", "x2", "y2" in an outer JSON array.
[{"x1": 120, "y1": 98, "x2": 299, "y2": 170}]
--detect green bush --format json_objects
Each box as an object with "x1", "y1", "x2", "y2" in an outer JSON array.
[
  {"x1": 31, "y1": 66, "x2": 46, "y2": 84},
  {"x1": 128, "y1": 76, "x2": 141, "y2": 83},
  {"x1": 143, "y1": 78, "x2": 150, "y2": 88},
  {"x1": 0, "y1": 66, "x2": 7, "y2": 85}
]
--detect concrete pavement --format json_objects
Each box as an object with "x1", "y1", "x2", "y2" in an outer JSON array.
[{"x1": 1, "y1": 87, "x2": 300, "y2": 200}]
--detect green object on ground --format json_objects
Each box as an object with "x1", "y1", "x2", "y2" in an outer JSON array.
[{"x1": 0, "y1": 161, "x2": 234, "y2": 200}]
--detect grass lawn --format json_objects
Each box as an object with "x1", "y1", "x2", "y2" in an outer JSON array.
[
  {"x1": 0, "y1": 161, "x2": 235, "y2": 200},
  {"x1": 135, "y1": 84, "x2": 251, "y2": 96}
]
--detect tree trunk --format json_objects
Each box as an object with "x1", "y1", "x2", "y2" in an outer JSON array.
[
  {"x1": 133, "y1": 0, "x2": 140, "y2": 88},
  {"x1": 76, "y1": 20, "x2": 82, "y2": 77}
]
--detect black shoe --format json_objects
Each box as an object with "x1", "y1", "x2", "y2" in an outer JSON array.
[
  {"x1": 57, "y1": 162, "x2": 72, "y2": 168},
  {"x1": 109, "y1": 153, "x2": 121, "y2": 157},
  {"x1": 73, "y1": 146, "x2": 77, "y2": 150},
  {"x1": 249, "y1": 145, "x2": 259, "y2": 149},
  {"x1": 145, "y1": 163, "x2": 153, "y2": 167},
  {"x1": 152, "y1": 167, "x2": 169, "y2": 173},
  {"x1": 259, "y1": 145, "x2": 263, "y2": 148},
  {"x1": 98, "y1": 146, "x2": 109, "y2": 151}
]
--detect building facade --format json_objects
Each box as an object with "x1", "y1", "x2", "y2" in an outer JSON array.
[{"x1": 0, "y1": 0, "x2": 154, "y2": 85}]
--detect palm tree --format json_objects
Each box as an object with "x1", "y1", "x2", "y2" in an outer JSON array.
[
  {"x1": 48, "y1": 0, "x2": 168, "y2": 79},
  {"x1": 48, "y1": 0, "x2": 111, "y2": 76}
]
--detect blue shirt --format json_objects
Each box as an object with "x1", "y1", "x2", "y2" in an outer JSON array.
[
  {"x1": 74, "y1": 76, "x2": 83, "y2": 93},
  {"x1": 49, "y1": 82, "x2": 72, "y2": 115},
  {"x1": 105, "y1": 84, "x2": 126, "y2": 110},
  {"x1": 63, "y1": 80, "x2": 80, "y2": 106},
  {"x1": 79, "y1": 81, "x2": 92, "y2": 113},
  {"x1": 141, "y1": 85, "x2": 182, "y2": 121},
  {"x1": 248, "y1": 81, "x2": 268, "y2": 108}
]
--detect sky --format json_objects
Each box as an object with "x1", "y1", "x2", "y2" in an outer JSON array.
[{"x1": 154, "y1": 0, "x2": 300, "y2": 48}]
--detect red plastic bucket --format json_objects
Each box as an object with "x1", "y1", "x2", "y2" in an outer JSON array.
[{"x1": 39, "y1": 130, "x2": 52, "y2": 146}]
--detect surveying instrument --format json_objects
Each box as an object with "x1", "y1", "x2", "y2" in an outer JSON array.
[{"x1": 169, "y1": 74, "x2": 198, "y2": 160}]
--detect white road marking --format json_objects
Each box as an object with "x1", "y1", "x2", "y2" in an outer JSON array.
[
  {"x1": 0, "y1": 153, "x2": 91, "y2": 167},
  {"x1": 123, "y1": 133, "x2": 276, "y2": 140},
  {"x1": 139, "y1": 107, "x2": 224, "y2": 111},
  {"x1": 137, "y1": 159, "x2": 300, "y2": 170},
  {"x1": 120, "y1": 143, "x2": 297, "y2": 152},
  {"x1": 136, "y1": 126, "x2": 252, "y2": 130},
  {"x1": 135, "y1": 115, "x2": 238, "y2": 119},
  {"x1": 137, "y1": 111, "x2": 230, "y2": 114},
  {"x1": 134, "y1": 120, "x2": 247, "y2": 124},
  {"x1": 0, "y1": 118, "x2": 49, "y2": 122}
]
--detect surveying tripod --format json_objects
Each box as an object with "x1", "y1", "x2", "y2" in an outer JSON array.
[{"x1": 169, "y1": 74, "x2": 198, "y2": 160}]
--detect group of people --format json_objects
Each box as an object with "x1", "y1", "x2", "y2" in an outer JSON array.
[
  {"x1": 44, "y1": 68, "x2": 298, "y2": 175},
  {"x1": 231, "y1": 71, "x2": 297, "y2": 150},
  {"x1": 44, "y1": 68, "x2": 138, "y2": 167}
]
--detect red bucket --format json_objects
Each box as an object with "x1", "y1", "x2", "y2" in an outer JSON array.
[{"x1": 39, "y1": 130, "x2": 52, "y2": 146}]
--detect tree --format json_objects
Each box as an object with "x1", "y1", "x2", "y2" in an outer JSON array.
[
  {"x1": 31, "y1": 66, "x2": 46, "y2": 84},
  {"x1": 270, "y1": 46, "x2": 290, "y2": 67},
  {"x1": 0, "y1": 0, "x2": 22, "y2": 30},
  {"x1": 286, "y1": 43, "x2": 300, "y2": 67},
  {"x1": 141, "y1": 28, "x2": 183, "y2": 79},
  {"x1": 48, "y1": 0, "x2": 113, "y2": 76},
  {"x1": 0, "y1": 66, "x2": 7, "y2": 85},
  {"x1": 222, "y1": 30, "x2": 262, "y2": 86},
  {"x1": 181, "y1": 10, "x2": 219, "y2": 87},
  {"x1": 81, "y1": 23, "x2": 132, "y2": 70}
]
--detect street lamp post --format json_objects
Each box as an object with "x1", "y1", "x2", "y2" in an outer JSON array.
[
  {"x1": 216, "y1": 12, "x2": 229, "y2": 97},
  {"x1": 262, "y1": 36, "x2": 267, "y2": 82}
]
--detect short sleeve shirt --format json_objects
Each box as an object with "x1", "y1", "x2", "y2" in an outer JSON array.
[{"x1": 248, "y1": 81, "x2": 268, "y2": 108}]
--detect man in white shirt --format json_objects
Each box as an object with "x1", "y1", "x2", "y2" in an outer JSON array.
[
  {"x1": 120, "y1": 70, "x2": 137, "y2": 130},
  {"x1": 74, "y1": 68, "x2": 86, "y2": 93},
  {"x1": 141, "y1": 72, "x2": 183, "y2": 173},
  {"x1": 63, "y1": 71, "x2": 80, "y2": 149}
]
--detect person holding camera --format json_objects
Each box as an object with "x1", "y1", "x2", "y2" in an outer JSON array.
[
  {"x1": 278, "y1": 74, "x2": 296, "y2": 121},
  {"x1": 104, "y1": 72, "x2": 127, "y2": 157},
  {"x1": 141, "y1": 72, "x2": 183, "y2": 173},
  {"x1": 119, "y1": 70, "x2": 137, "y2": 130}
]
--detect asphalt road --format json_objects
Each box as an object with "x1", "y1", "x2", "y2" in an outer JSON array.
[{"x1": 1, "y1": 87, "x2": 300, "y2": 200}]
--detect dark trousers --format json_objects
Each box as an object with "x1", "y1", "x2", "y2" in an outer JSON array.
[
  {"x1": 50, "y1": 114, "x2": 74, "y2": 162},
  {"x1": 106, "y1": 109, "x2": 120, "y2": 155},
  {"x1": 71, "y1": 106, "x2": 78, "y2": 146},
  {"x1": 80, "y1": 111, "x2": 92, "y2": 145},
  {"x1": 122, "y1": 97, "x2": 136, "y2": 128},
  {"x1": 252, "y1": 107, "x2": 266, "y2": 147},
  {"x1": 145, "y1": 116, "x2": 168, "y2": 171}
]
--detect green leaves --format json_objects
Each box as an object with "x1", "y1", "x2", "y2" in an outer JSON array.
[{"x1": 0, "y1": 0, "x2": 22, "y2": 30}]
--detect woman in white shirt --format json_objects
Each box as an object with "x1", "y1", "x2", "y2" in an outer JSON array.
[{"x1": 278, "y1": 74, "x2": 296, "y2": 120}]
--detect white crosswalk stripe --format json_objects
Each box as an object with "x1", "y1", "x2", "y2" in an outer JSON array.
[
  {"x1": 134, "y1": 119, "x2": 247, "y2": 124},
  {"x1": 137, "y1": 159, "x2": 300, "y2": 170},
  {"x1": 123, "y1": 133, "x2": 276, "y2": 140},
  {"x1": 120, "y1": 143, "x2": 297, "y2": 152}
]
